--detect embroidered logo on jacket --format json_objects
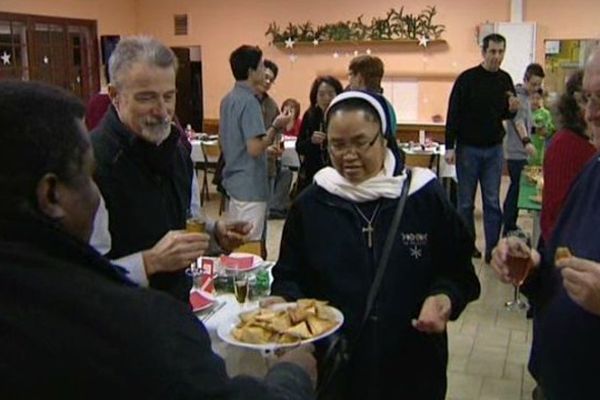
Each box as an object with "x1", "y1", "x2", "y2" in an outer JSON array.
[{"x1": 401, "y1": 233, "x2": 428, "y2": 259}]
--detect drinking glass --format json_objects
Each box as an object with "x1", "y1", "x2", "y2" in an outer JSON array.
[
  {"x1": 233, "y1": 274, "x2": 249, "y2": 304},
  {"x1": 186, "y1": 213, "x2": 206, "y2": 270},
  {"x1": 504, "y1": 230, "x2": 532, "y2": 311}
]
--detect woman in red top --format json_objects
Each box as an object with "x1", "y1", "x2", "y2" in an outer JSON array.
[
  {"x1": 541, "y1": 70, "x2": 597, "y2": 242},
  {"x1": 281, "y1": 98, "x2": 301, "y2": 137}
]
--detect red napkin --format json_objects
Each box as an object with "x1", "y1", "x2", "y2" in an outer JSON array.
[
  {"x1": 197, "y1": 274, "x2": 215, "y2": 293},
  {"x1": 220, "y1": 255, "x2": 254, "y2": 270},
  {"x1": 189, "y1": 291, "x2": 213, "y2": 311}
]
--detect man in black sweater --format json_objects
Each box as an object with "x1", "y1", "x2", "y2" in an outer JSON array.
[
  {"x1": 90, "y1": 36, "x2": 251, "y2": 303},
  {"x1": 445, "y1": 33, "x2": 519, "y2": 263},
  {"x1": 0, "y1": 80, "x2": 315, "y2": 400}
]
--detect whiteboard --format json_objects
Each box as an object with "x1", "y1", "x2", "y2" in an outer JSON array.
[
  {"x1": 496, "y1": 22, "x2": 536, "y2": 85},
  {"x1": 381, "y1": 79, "x2": 419, "y2": 122}
]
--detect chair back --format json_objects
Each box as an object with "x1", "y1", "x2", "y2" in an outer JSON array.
[
  {"x1": 404, "y1": 153, "x2": 434, "y2": 169},
  {"x1": 201, "y1": 141, "x2": 221, "y2": 162},
  {"x1": 234, "y1": 241, "x2": 262, "y2": 257}
]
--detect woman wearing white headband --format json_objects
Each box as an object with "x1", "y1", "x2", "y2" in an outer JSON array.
[{"x1": 270, "y1": 91, "x2": 480, "y2": 400}]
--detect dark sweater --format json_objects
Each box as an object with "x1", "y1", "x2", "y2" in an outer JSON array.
[
  {"x1": 272, "y1": 170, "x2": 480, "y2": 400},
  {"x1": 91, "y1": 107, "x2": 193, "y2": 302},
  {"x1": 295, "y1": 107, "x2": 328, "y2": 194},
  {"x1": 534, "y1": 153, "x2": 600, "y2": 399},
  {"x1": 0, "y1": 214, "x2": 314, "y2": 400},
  {"x1": 445, "y1": 65, "x2": 516, "y2": 149}
]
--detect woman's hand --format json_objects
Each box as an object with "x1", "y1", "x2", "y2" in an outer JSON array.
[
  {"x1": 311, "y1": 131, "x2": 326, "y2": 145},
  {"x1": 412, "y1": 294, "x2": 452, "y2": 334}
]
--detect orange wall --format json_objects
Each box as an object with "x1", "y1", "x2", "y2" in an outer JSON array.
[
  {"x1": 0, "y1": 0, "x2": 137, "y2": 36},
  {"x1": 3, "y1": 0, "x2": 600, "y2": 122},
  {"x1": 135, "y1": 0, "x2": 513, "y2": 121},
  {"x1": 527, "y1": 0, "x2": 600, "y2": 67}
]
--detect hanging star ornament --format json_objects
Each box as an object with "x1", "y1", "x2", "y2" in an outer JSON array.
[
  {"x1": 332, "y1": 52, "x2": 340, "y2": 59},
  {"x1": 0, "y1": 51, "x2": 11, "y2": 65},
  {"x1": 289, "y1": 54, "x2": 298, "y2": 63},
  {"x1": 366, "y1": 48, "x2": 372, "y2": 55},
  {"x1": 284, "y1": 37, "x2": 295, "y2": 49},
  {"x1": 418, "y1": 36, "x2": 430, "y2": 48},
  {"x1": 43, "y1": 56, "x2": 49, "y2": 64},
  {"x1": 312, "y1": 39, "x2": 319, "y2": 46}
]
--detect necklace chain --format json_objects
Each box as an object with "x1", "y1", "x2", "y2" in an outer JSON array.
[
  {"x1": 353, "y1": 203, "x2": 381, "y2": 248},
  {"x1": 353, "y1": 203, "x2": 380, "y2": 225}
]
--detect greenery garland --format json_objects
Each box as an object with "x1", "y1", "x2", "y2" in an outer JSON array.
[{"x1": 265, "y1": 6, "x2": 445, "y2": 44}]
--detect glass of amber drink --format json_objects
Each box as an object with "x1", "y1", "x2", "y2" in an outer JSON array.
[
  {"x1": 504, "y1": 231, "x2": 532, "y2": 310},
  {"x1": 233, "y1": 274, "x2": 249, "y2": 304},
  {"x1": 186, "y1": 214, "x2": 206, "y2": 270}
]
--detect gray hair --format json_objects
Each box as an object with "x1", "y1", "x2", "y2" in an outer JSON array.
[{"x1": 108, "y1": 36, "x2": 178, "y2": 88}]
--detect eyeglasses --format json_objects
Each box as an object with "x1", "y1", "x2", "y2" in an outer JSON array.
[
  {"x1": 328, "y1": 133, "x2": 381, "y2": 155},
  {"x1": 576, "y1": 91, "x2": 600, "y2": 109}
]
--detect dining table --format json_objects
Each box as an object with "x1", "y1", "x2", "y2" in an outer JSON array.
[
  {"x1": 194, "y1": 260, "x2": 277, "y2": 378},
  {"x1": 517, "y1": 174, "x2": 542, "y2": 247}
]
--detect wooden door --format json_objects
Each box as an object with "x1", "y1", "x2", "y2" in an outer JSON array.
[{"x1": 0, "y1": 12, "x2": 99, "y2": 101}]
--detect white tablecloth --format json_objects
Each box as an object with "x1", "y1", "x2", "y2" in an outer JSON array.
[
  {"x1": 191, "y1": 138, "x2": 299, "y2": 170},
  {"x1": 197, "y1": 262, "x2": 275, "y2": 377},
  {"x1": 190, "y1": 140, "x2": 219, "y2": 164},
  {"x1": 201, "y1": 294, "x2": 269, "y2": 377},
  {"x1": 281, "y1": 137, "x2": 299, "y2": 169},
  {"x1": 403, "y1": 144, "x2": 456, "y2": 181}
]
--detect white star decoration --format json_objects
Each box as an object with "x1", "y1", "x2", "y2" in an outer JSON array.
[
  {"x1": 410, "y1": 246, "x2": 422, "y2": 259},
  {"x1": 1, "y1": 51, "x2": 11, "y2": 65},
  {"x1": 353, "y1": 50, "x2": 359, "y2": 56},
  {"x1": 366, "y1": 48, "x2": 372, "y2": 55},
  {"x1": 312, "y1": 39, "x2": 319, "y2": 46},
  {"x1": 418, "y1": 36, "x2": 430, "y2": 47},
  {"x1": 284, "y1": 37, "x2": 295, "y2": 49},
  {"x1": 332, "y1": 52, "x2": 340, "y2": 59},
  {"x1": 289, "y1": 54, "x2": 298, "y2": 63},
  {"x1": 43, "y1": 56, "x2": 49, "y2": 64}
]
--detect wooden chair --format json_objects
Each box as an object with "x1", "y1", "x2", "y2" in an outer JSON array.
[
  {"x1": 199, "y1": 141, "x2": 221, "y2": 205},
  {"x1": 234, "y1": 241, "x2": 263, "y2": 257},
  {"x1": 404, "y1": 153, "x2": 440, "y2": 174},
  {"x1": 404, "y1": 153, "x2": 434, "y2": 168}
]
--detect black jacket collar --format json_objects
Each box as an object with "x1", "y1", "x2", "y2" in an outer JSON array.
[{"x1": 0, "y1": 212, "x2": 134, "y2": 287}]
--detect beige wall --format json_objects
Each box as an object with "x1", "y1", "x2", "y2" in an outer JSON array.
[{"x1": 3, "y1": 0, "x2": 600, "y2": 121}]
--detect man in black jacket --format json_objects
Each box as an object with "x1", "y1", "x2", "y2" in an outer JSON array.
[
  {"x1": 0, "y1": 80, "x2": 315, "y2": 399},
  {"x1": 445, "y1": 33, "x2": 520, "y2": 263},
  {"x1": 90, "y1": 36, "x2": 250, "y2": 302}
]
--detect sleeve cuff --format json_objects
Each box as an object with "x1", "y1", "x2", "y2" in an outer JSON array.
[{"x1": 112, "y1": 252, "x2": 149, "y2": 287}]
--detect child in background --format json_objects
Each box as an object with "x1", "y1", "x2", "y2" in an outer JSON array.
[
  {"x1": 530, "y1": 89, "x2": 555, "y2": 165},
  {"x1": 281, "y1": 98, "x2": 302, "y2": 137}
]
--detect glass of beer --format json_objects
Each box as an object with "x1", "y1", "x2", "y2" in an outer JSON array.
[
  {"x1": 186, "y1": 217, "x2": 206, "y2": 233},
  {"x1": 186, "y1": 214, "x2": 206, "y2": 270},
  {"x1": 233, "y1": 274, "x2": 249, "y2": 304},
  {"x1": 504, "y1": 230, "x2": 532, "y2": 311}
]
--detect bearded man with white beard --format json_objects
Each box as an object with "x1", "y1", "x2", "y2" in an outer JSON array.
[{"x1": 90, "y1": 36, "x2": 251, "y2": 302}]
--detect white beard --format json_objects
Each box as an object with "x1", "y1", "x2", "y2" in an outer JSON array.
[{"x1": 140, "y1": 118, "x2": 171, "y2": 145}]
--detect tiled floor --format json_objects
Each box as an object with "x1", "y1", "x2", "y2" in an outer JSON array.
[{"x1": 201, "y1": 175, "x2": 536, "y2": 400}]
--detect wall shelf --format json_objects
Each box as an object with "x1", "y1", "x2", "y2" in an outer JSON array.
[
  {"x1": 273, "y1": 39, "x2": 447, "y2": 49},
  {"x1": 317, "y1": 69, "x2": 457, "y2": 81}
]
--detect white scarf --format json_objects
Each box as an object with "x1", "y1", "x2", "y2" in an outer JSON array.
[{"x1": 314, "y1": 149, "x2": 406, "y2": 202}]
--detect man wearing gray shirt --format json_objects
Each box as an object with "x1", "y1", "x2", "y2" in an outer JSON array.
[
  {"x1": 502, "y1": 63, "x2": 543, "y2": 235},
  {"x1": 220, "y1": 45, "x2": 291, "y2": 241}
]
